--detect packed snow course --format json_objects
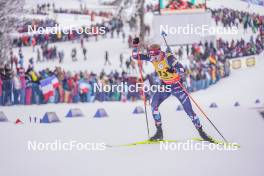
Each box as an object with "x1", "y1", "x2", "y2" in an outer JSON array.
[{"x1": 0, "y1": 51, "x2": 264, "y2": 176}]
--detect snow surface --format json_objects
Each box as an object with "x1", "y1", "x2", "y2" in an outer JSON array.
[
  {"x1": 1, "y1": 49, "x2": 264, "y2": 176},
  {"x1": 14, "y1": 36, "x2": 139, "y2": 75}
]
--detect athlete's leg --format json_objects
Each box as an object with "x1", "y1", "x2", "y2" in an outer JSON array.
[
  {"x1": 171, "y1": 83, "x2": 202, "y2": 129},
  {"x1": 149, "y1": 91, "x2": 171, "y2": 141},
  {"x1": 151, "y1": 91, "x2": 171, "y2": 126},
  {"x1": 172, "y1": 83, "x2": 214, "y2": 142}
]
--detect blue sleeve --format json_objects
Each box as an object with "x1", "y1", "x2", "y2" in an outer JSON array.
[
  {"x1": 132, "y1": 48, "x2": 151, "y2": 61},
  {"x1": 167, "y1": 54, "x2": 185, "y2": 75}
]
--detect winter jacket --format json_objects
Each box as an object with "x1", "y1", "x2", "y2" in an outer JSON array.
[
  {"x1": 3, "y1": 67, "x2": 13, "y2": 80},
  {"x1": 13, "y1": 76, "x2": 22, "y2": 90}
]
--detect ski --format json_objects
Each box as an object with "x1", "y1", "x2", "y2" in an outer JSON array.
[
  {"x1": 106, "y1": 138, "x2": 240, "y2": 148},
  {"x1": 122, "y1": 139, "x2": 177, "y2": 147},
  {"x1": 191, "y1": 138, "x2": 241, "y2": 148},
  {"x1": 106, "y1": 139, "x2": 177, "y2": 148}
]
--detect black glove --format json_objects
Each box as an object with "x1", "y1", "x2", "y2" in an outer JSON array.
[{"x1": 133, "y1": 37, "x2": 140, "y2": 45}]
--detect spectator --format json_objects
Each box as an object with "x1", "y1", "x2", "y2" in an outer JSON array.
[
  {"x1": 120, "y1": 53, "x2": 124, "y2": 67},
  {"x1": 13, "y1": 73, "x2": 22, "y2": 105},
  {"x1": 71, "y1": 48, "x2": 77, "y2": 61},
  {"x1": 104, "y1": 51, "x2": 111, "y2": 65},
  {"x1": 0, "y1": 72, "x2": 2, "y2": 106},
  {"x1": 2, "y1": 64, "x2": 13, "y2": 106},
  {"x1": 83, "y1": 47, "x2": 87, "y2": 60}
]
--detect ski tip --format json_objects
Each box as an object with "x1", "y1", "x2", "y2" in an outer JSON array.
[{"x1": 191, "y1": 138, "x2": 241, "y2": 148}]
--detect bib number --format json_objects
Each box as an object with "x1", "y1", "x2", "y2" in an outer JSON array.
[{"x1": 157, "y1": 71, "x2": 169, "y2": 78}]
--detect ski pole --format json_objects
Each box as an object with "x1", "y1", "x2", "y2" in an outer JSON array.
[
  {"x1": 161, "y1": 31, "x2": 169, "y2": 47},
  {"x1": 161, "y1": 31, "x2": 228, "y2": 143},
  {"x1": 133, "y1": 44, "x2": 150, "y2": 139},
  {"x1": 177, "y1": 82, "x2": 228, "y2": 143}
]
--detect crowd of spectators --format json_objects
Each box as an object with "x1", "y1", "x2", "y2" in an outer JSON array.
[
  {"x1": 4, "y1": 31, "x2": 264, "y2": 106},
  {"x1": 0, "y1": 63, "x2": 230, "y2": 106},
  {"x1": 216, "y1": 36, "x2": 263, "y2": 58},
  {"x1": 183, "y1": 40, "x2": 231, "y2": 92},
  {"x1": 53, "y1": 8, "x2": 113, "y2": 18},
  {"x1": 211, "y1": 8, "x2": 264, "y2": 35},
  {"x1": 184, "y1": 35, "x2": 264, "y2": 61},
  {"x1": 32, "y1": 2, "x2": 113, "y2": 18},
  {"x1": 12, "y1": 17, "x2": 124, "y2": 48},
  {"x1": 16, "y1": 18, "x2": 58, "y2": 33},
  {"x1": 0, "y1": 38, "x2": 232, "y2": 106},
  {"x1": 175, "y1": 34, "x2": 263, "y2": 91}
]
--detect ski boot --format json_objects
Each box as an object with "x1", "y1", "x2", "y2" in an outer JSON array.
[
  {"x1": 149, "y1": 124, "x2": 163, "y2": 141},
  {"x1": 197, "y1": 127, "x2": 215, "y2": 143}
]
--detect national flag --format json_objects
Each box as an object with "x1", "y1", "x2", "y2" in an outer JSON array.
[
  {"x1": 40, "y1": 77, "x2": 54, "y2": 101},
  {"x1": 51, "y1": 75, "x2": 59, "y2": 88}
]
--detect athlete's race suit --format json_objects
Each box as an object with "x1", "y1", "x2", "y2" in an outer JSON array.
[{"x1": 132, "y1": 47, "x2": 202, "y2": 129}]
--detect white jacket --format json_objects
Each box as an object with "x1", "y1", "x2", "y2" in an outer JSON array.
[{"x1": 13, "y1": 76, "x2": 22, "y2": 90}]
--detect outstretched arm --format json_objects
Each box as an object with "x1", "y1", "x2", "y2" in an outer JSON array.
[
  {"x1": 131, "y1": 37, "x2": 151, "y2": 61},
  {"x1": 132, "y1": 47, "x2": 151, "y2": 61}
]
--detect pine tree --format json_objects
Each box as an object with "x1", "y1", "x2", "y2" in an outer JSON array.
[{"x1": 0, "y1": 0, "x2": 24, "y2": 64}]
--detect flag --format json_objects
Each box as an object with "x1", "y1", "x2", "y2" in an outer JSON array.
[
  {"x1": 51, "y1": 75, "x2": 59, "y2": 88},
  {"x1": 40, "y1": 77, "x2": 54, "y2": 101}
]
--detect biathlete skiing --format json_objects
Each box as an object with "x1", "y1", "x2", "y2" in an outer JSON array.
[{"x1": 132, "y1": 37, "x2": 214, "y2": 142}]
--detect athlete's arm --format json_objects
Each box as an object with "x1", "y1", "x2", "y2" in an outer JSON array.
[
  {"x1": 132, "y1": 48, "x2": 151, "y2": 61},
  {"x1": 166, "y1": 54, "x2": 185, "y2": 82},
  {"x1": 131, "y1": 37, "x2": 151, "y2": 61}
]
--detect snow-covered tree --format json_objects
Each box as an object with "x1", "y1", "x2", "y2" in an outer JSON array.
[
  {"x1": 0, "y1": 0, "x2": 25, "y2": 64},
  {"x1": 138, "y1": 0, "x2": 145, "y2": 42},
  {"x1": 118, "y1": 0, "x2": 146, "y2": 41}
]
